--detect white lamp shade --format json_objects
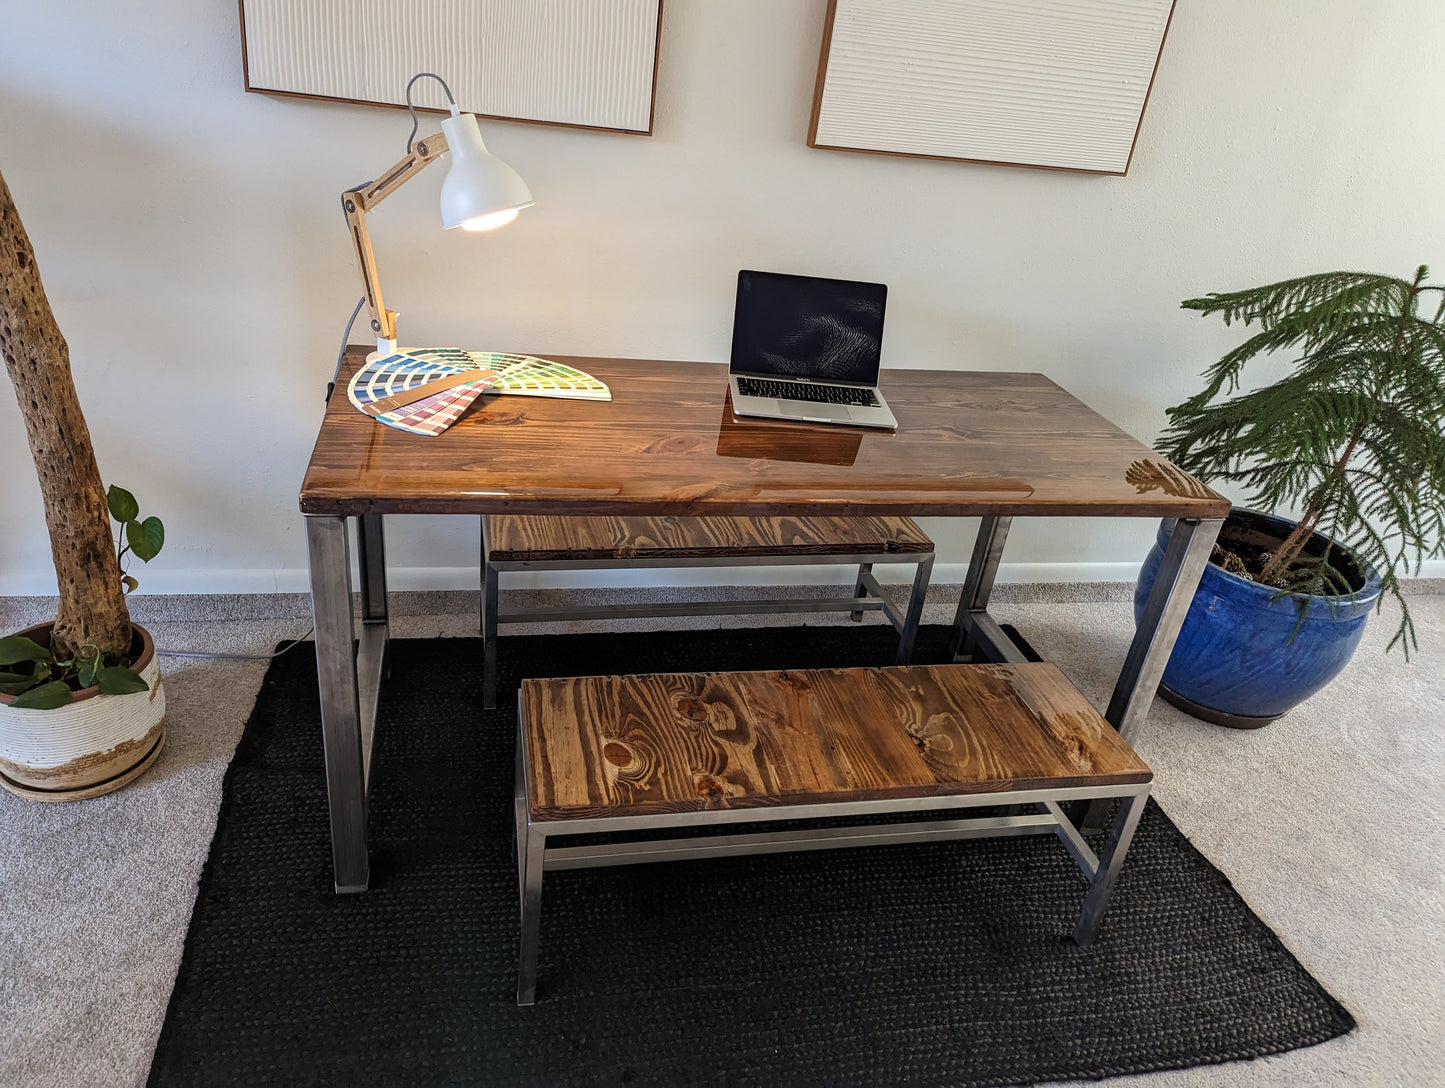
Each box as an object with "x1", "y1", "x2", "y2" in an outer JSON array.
[{"x1": 438, "y1": 112, "x2": 533, "y2": 230}]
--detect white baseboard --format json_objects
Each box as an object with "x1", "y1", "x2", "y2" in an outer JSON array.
[
  {"x1": 0, "y1": 561, "x2": 1138, "y2": 596},
  {"x1": 379, "y1": 561, "x2": 1146, "y2": 591},
  {"x1": 4, "y1": 560, "x2": 1443, "y2": 597}
]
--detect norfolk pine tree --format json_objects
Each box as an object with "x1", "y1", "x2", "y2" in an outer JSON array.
[{"x1": 1161, "y1": 267, "x2": 1445, "y2": 657}]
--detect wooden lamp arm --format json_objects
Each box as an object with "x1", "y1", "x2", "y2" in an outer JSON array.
[{"x1": 341, "y1": 130, "x2": 451, "y2": 354}]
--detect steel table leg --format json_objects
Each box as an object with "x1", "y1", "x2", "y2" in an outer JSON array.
[
  {"x1": 356, "y1": 513, "x2": 388, "y2": 626},
  {"x1": 951, "y1": 516, "x2": 1013, "y2": 660},
  {"x1": 306, "y1": 515, "x2": 370, "y2": 894},
  {"x1": 1080, "y1": 516, "x2": 1223, "y2": 830},
  {"x1": 1106, "y1": 517, "x2": 1223, "y2": 744},
  {"x1": 483, "y1": 517, "x2": 501, "y2": 710}
]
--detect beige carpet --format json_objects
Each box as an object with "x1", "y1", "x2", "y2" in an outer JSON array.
[{"x1": 1, "y1": 586, "x2": 1441, "y2": 1088}]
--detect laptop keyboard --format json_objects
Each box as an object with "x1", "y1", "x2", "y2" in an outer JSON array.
[{"x1": 737, "y1": 377, "x2": 878, "y2": 407}]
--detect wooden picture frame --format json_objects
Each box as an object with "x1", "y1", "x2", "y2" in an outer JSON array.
[
  {"x1": 239, "y1": 0, "x2": 664, "y2": 136},
  {"x1": 808, "y1": 0, "x2": 1176, "y2": 176}
]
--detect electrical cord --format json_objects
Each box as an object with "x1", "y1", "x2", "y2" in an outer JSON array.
[
  {"x1": 404, "y1": 71, "x2": 456, "y2": 153},
  {"x1": 156, "y1": 629, "x2": 314, "y2": 662},
  {"x1": 328, "y1": 296, "x2": 367, "y2": 401}
]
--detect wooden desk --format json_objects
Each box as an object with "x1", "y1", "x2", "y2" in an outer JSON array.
[{"x1": 301, "y1": 353, "x2": 1227, "y2": 892}]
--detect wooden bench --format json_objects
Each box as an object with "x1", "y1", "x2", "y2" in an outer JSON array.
[
  {"x1": 514, "y1": 661, "x2": 1153, "y2": 1005},
  {"x1": 482, "y1": 514, "x2": 935, "y2": 707}
]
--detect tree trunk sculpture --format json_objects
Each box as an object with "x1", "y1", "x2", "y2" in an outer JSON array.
[{"x1": 0, "y1": 168, "x2": 130, "y2": 659}]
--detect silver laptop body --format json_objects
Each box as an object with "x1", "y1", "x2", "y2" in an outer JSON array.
[{"x1": 727, "y1": 270, "x2": 898, "y2": 430}]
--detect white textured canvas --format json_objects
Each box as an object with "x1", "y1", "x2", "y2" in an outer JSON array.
[
  {"x1": 812, "y1": 0, "x2": 1174, "y2": 174},
  {"x1": 242, "y1": 0, "x2": 660, "y2": 133}
]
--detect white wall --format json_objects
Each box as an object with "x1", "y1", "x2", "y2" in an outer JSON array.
[{"x1": 2, "y1": 0, "x2": 1442, "y2": 595}]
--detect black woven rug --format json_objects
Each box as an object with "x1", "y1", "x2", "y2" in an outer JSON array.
[{"x1": 149, "y1": 624, "x2": 1353, "y2": 1087}]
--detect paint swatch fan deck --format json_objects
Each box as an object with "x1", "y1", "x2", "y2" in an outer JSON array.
[{"x1": 347, "y1": 350, "x2": 611, "y2": 436}]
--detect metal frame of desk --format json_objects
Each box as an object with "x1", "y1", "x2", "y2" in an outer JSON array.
[{"x1": 302, "y1": 354, "x2": 1225, "y2": 892}]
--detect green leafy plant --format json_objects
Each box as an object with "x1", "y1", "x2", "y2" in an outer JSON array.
[
  {"x1": 1161, "y1": 266, "x2": 1445, "y2": 656},
  {"x1": 0, "y1": 635, "x2": 149, "y2": 709},
  {"x1": 108, "y1": 484, "x2": 165, "y2": 593},
  {"x1": 0, "y1": 485, "x2": 164, "y2": 708}
]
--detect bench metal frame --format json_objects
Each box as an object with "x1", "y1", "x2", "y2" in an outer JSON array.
[
  {"x1": 514, "y1": 703, "x2": 1151, "y2": 1006},
  {"x1": 482, "y1": 517, "x2": 935, "y2": 708}
]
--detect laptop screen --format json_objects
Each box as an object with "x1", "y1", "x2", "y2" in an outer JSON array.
[{"x1": 729, "y1": 270, "x2": 887, "y2": 383}]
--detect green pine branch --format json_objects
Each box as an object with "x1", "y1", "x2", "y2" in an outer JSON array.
[{"x1": 1164, "y1": 266, "x2": 1445, "y2": 657}]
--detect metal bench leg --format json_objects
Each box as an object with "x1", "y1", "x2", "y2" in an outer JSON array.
[
  {"x1": 1073, "y1": 790, "x2": 1148, "y2": 946},
  {"x1": 517, "y1": 823, "x2": 546, "y2": 1006},
  {"x1": 515, "y1": 690, "x2": 546, "y2": 1005},
  {"x1": 893, "y1": 554, "x2": 934, "y2": 665},
  {"x1": 850, "y1": 563, "x2": 874, "y2": 621},
  {"x1": 514, "y1": 718, "x2": 528, "y2": 913},
  {"x1": 483, "y1": 522, "x2": 501, "y2": 710}
]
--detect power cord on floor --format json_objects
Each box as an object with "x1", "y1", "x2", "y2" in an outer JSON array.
[{"x1": 155, "y1": 629, "x2": 314, "y2": 661}]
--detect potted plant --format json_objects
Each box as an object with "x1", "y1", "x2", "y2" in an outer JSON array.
[
  {"x1": 1136, "y1": 266, "x2": 1445, "y2": 727},
  {"x1": 0, "y1": 168, "x2": 168, "y2": 799}
]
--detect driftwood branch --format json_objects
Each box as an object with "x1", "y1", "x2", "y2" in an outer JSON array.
[{"x1": 0, "y1": 167, "x2": 130, "y2": 658}]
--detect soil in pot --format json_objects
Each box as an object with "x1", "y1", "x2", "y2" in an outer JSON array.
[{"x1": 1209, "y1": 517, "x2": 1370, "y2": 594}]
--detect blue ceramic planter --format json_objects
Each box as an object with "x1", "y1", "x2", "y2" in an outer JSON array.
[{"x1": 1135, "y1": 510, "x2": 1381, "y2": 726}]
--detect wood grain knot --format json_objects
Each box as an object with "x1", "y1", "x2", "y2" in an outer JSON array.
[
  {"x1": 602, "y1": 741, "x2": 633, "y2": 768},
  {"x1": 675, "y1": 696, "x2": 711, "y2": 723},
  {"x1": 775, "y1": 671, "x2": 813, "y2": 695},
  {"x1": 478, "y1": 410, "x2": 526, "y2": 426},
  {"x1": 694, "y1": 775, "x2": 726, "y2": 802},
  {"x1": 642, "y1": 435, "x2": 706, "y2": 454},
  {"x1": 907, "y1": 716, "x2": 956, "y2": 754}
]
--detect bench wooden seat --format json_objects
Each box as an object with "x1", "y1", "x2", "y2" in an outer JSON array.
[
  {"x1": 514, "y1": 661, "x2": 1153, "y2": 1005},
  {"x1": 488, "y1": 514, "x2": 934, "y2": 562},
  {"x1": 483, "y1": 514, "x2": 935, "y2": 707}
]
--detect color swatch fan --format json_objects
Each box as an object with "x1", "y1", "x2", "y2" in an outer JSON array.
[
  {"x1": 347, "y1": 351, "x2": 610, "y2": 436},
  {"x1": 409, "y1": 349, "x2": 612, "y2": 401}
]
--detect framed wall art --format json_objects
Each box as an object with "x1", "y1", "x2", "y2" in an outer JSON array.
[
  {"x1": 808, "y1": 0, "x2": 1175, "y2": 175},
  {"x1": 241, "y1": 0, "x2": 663, "y2": 135}
]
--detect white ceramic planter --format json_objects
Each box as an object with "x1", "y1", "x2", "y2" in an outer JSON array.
[{"x1": 0, "y1": 623, "x2": 165, "y2": 799}]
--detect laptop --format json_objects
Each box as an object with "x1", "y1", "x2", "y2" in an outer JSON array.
[{"x1": 728, "y1": 270, "x2": 898, "y2": 429}]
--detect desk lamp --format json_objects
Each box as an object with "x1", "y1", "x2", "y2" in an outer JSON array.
[{"x1": 342, "y1": 72, "x2": 532, "y2": 355}]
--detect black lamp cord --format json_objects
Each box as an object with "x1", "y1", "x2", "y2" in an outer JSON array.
[
  {"x1": 156, "y1": 630, "x2": 314, "y2": 662},
  {"x1": 327, "y1": 296, "x2": 367, "y2": 401}
]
